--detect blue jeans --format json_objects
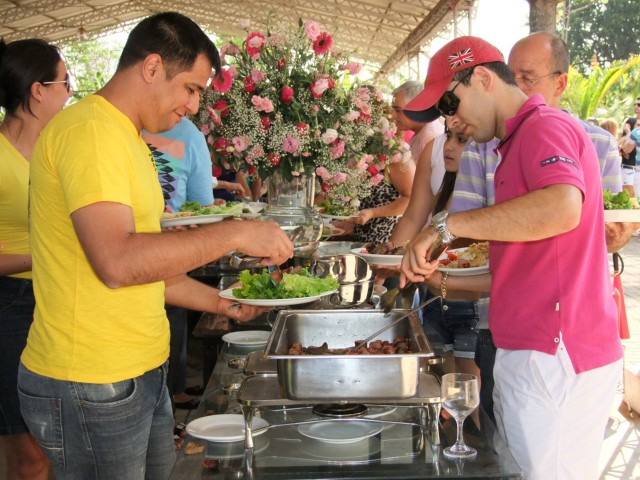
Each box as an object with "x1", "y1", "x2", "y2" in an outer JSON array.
[
  {"x1": 474, "y1": 328, "x2": 496, "y2": 423},
  {"x1": 422, "y1": 291, "x2": 479, "y2": 359},
  {"x1": 0, "y1": 277, "x2": 35, "y2": 435},
  {"x1": 17, "y1": 361, "x2": 175, "y2": 479}
]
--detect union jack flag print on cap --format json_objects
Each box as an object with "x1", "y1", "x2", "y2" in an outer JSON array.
[{"x1": 448, "y1": 48, "x2": 474, "y2": 69}]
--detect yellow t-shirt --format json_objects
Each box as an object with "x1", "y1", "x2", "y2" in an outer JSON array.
[
  {"x1": 0, "y1": 133, "x2": 31, "y2": 279},
  {"x1": 23, "y1": 95, "x2": 169, "y2": 383}
]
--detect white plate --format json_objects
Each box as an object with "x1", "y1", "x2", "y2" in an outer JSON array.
[
  {"x1": 604, "y1": 209, "x2": 640, "y2": 222},
  {"x1": 219, "y1": 288, "x2": 337, "y2": 307},
  {"x1": 437, "y1": 247, "x2": 489, "y2": 276},
  {"x1": 160, "y1": 213, "x2": 232, "y2": 227},
  {"x1": 186, "y1": 414, "x2": 269, "y2": 443},
  {"x1": 350, "y1": 248, "x2": 403, "y2": 267},
  {"x1": 298, "y1": 420, "x2": 383, "y2": 444},
  {"x1": 364, "y1": 406, "x2": 397, "y2": 419},
  {"x1": 221, "y1": 330, "x2": 271, "y2": 346},
  {"x1": 321, "y1": 214, "x2": 358, "y2": 221}
]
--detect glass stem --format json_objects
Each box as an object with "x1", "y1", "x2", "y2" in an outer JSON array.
[{"x1": 454, "y1": 416, "x2": 466, "y2": 449}]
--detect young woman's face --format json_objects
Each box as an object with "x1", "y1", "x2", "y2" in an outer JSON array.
[
  {"x1": 443, "y1": 127, "x2": 469, "y2": 173},
  {"x1": 40, "y1": 59, "x2": 73, "y2": 121}
]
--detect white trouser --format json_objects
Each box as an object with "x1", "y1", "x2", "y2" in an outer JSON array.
[{"x1": 493, "y1": 342, "x2": 622, "y2": 480}]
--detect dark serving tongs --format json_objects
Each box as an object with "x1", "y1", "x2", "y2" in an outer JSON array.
[
  {"x1": 353, "y1": 295, "x2": 441, "y2": 352},
  {"x1": 379, "y1": 236, "x2": 450, "y2": 314}
]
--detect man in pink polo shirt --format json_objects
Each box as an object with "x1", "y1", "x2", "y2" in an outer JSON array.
[{"x1": 400, "y1": 36, "x2": 623, "y2": 480}]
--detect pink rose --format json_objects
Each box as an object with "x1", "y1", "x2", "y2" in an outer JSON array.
[
  {"x1": 251, "y1": 95, "x2": 274, "y2": 113},
  {"x1": 371, "y1": 173, "x2": 385, "y2": 186},
  {"x1": 332, "y1": 172, "x2": 349, "y2": 184},
  {"x1": 232, "y1": 136, "x2": 249, "y2": 153},
  {"x1": 304, "y1": 20, "x2": 321, "y2": 40},
  {"x1": 315, "y1": 166, "x2": 331, "y2": 181},
  {"x1": 339, "y1": 62, "x2": 362, "y2": 74},
  {"x1": 205, "y1": 106, "x2": 221, "y2": 126},
  {"x1": 282, "y1": 135, "x2": 300, "y2": 153},
  {"x1": 245, "y1": 32, "x2": 266, "y2": 57},
  {"x1": 330, "y1": 141, "x2": 345, "y2": 159},
  {"x1": 311, "y1": 78, "x2": 330, "y2": 98},
  {"x1": 281, "y1": 86, "x2": 294, "y2": 103},
  {"x1": 251, "y1": 68, "x2": 266, "y2": 84}
]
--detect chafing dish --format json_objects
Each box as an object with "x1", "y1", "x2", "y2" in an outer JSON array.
[{"x1": 264, "y1": 309, "x2": 435, "y2": 400}]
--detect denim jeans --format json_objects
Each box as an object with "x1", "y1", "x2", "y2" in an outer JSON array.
[
  {"x1": 474, "y1": 328, "x2": 497, "y2": 423},
  {"x1": 18, "y1": 361, "x2": 175, "y2": 479},
  {"x1": 0, "y1": 277, "x2": 35, "y2": 435}
]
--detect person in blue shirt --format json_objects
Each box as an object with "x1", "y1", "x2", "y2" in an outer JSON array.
[{"x1": 142, "y1": 117, "x2": 213, "y2": 412}]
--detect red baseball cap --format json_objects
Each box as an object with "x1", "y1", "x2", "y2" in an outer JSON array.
[{"x1": 403, "y1": 36, "x2": 504, "y2": 122}]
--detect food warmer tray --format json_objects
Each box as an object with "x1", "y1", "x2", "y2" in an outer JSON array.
[
  {"x1": 264, "y1": 309, "x2": 436, "y2": 400},
  {"x1": 236, "y1": 371, "x2": 441, "y2": 407}
]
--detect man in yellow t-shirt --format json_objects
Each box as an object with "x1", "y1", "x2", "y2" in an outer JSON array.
[{"x1": 18, "y1": 12, "x2": 293, "y2": 480}]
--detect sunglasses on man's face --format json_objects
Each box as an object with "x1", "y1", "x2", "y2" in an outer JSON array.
[{"x1": 436, "y1": 67, "x2": 476, "y2": 117}]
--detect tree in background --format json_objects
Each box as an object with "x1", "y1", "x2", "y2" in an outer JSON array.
[
  {"x1": 562, "y1": 0, "x2": 640, "y2": 73},
  {"x1": 562, "y1": 55, "x2": 640, "y2": 120},
  {"x1": 61, "y1": 37, "x2": 124, "y2": 103}
]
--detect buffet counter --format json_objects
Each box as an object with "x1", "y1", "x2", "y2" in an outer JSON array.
[{"x1": 170, "y1": 340, "x2": 522, "y2": 479}]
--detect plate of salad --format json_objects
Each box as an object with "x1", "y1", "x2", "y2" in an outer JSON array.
[
  {"x1": 219, "y1": 268, "x2": 339, "y2": 306},
  {"x1": 160, "y1": 201, "x2": 246, "y2": 227},
  {"x1": 603, "y1": 189, "x2": 640, "y2": 222}
]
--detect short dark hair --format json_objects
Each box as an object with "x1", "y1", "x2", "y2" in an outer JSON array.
[
  {"x1": 117, "y1": 12, "x2": 221, "y2": 81},
  {"x1": 453, "y1": 61, "x2": 517, "y2": 87},
  {"x1": 0, "y1": 38, "x2": 61, "y2": 116}
]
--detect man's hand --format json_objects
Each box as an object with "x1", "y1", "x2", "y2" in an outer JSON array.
[
  {"x1": 605, "y1": 222, "x2": 640, "y2": 253},
  {"x1": 234, "y1": 221, "x2": 294, "y2": 266},
  {"x1": 400, "y1": 226, "x2": 441, "y2": 282},
  {"x1": 217, "y1": 295, "x2": 269, "y2": 323}
]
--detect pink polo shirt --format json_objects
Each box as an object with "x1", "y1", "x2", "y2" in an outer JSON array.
[{"x1": 490, "y1": 95, "x2": 622, "y2": 374}]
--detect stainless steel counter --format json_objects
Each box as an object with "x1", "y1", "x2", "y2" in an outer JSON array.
[{"x1": 170, "y1": 343, "x2": 522, "y2": 479}]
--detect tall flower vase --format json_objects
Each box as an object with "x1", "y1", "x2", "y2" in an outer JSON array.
[{"x1": 263, "y1": 172, "x2": 322, "y2": 256}]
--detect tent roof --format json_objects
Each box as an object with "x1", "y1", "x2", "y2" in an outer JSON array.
[{"x1": 0, "y1": 0, "x2": 476, "y2": 76}]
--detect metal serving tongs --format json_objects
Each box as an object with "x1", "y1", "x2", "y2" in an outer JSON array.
[
  {"x1": 229, "y1": 225, "x2": 304, "y2": 269},
  {"x1": 353, "y1": 295, "x2": 441, "y2": 352},
  {"x1": 379, "y1": 235, "x2": 451, "y2": 314}
]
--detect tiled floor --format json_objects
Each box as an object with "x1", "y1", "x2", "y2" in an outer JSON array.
[{"x1": 599, "y1": 237, "x2": 640, "y2": 480}]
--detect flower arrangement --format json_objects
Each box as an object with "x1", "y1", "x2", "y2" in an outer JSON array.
[{"x1": 194, "y1": 18, "x2": 410, "y2": 209}]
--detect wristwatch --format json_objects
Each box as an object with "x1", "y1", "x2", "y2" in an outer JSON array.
[{"x1": 431, "y1": 210, "x2": 457, "y2": 242}]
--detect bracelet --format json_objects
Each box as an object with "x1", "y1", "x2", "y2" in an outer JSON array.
[{"x1": 440, "y1": 271, "x2": 449, "y2": 301}]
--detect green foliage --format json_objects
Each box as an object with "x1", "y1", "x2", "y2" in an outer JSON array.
[
  {"x1": 561, "y1": 55, "x2": 640, "y2": 121},
  {"x1": 563, "y1": 0, "x2": 640, "y2": 73},
  {"x1": 61, "y1": 37, "x2": 124, "y2": 103}
]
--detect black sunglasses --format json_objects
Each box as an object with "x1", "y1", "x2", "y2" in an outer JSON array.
[{"x1": 437, "y1": 67, "x2": 476, "y2": 117}]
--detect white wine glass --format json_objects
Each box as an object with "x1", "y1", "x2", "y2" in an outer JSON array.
[{"x1": 440, "y1": 373, "x2": 480, "y2": 458}]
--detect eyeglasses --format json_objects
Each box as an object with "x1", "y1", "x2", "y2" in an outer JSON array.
[
  {"x1": 635, "y1": 103, "x2": 640, "y2": 107},
  {"x1": 42, "y1": 73, "x2": 71, "y2": 93},
  {"x1": 390, "y1": 105, "x2": 402, "y2": 113},
  {"x1": 437, "y1": 67, "x2": 476, "y2": 117},
  {"x1": 514, "y1": 71, "x2": 561, "y2": 88}
]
